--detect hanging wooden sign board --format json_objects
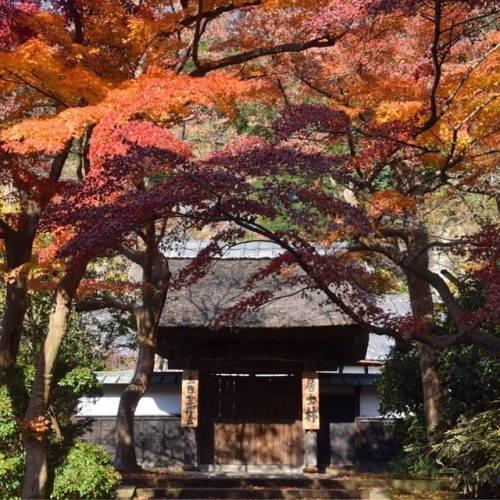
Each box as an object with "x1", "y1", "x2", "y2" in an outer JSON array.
[
  {"x1": 302, "y1": 372, "x2": 320, "y2": 430},
  {"x1": 181, "y1": 370, "x2": 199, "y2": 428}
]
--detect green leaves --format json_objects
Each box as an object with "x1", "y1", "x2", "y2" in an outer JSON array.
[
  {"x1": 432, "y1": 404, "x2": 500, "y2": 497},
  {"x1": 57, "y1": 367, "x2": 101, "y2": 398},
  {"x1": 0, "y1": 452, "x2": 25, "y2": 500},
  {"x1": 50, "y1": 442, "x2": 121, "y2": 499}
]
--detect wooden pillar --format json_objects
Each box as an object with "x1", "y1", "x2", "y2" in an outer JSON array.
[
  {"x1": 183, "y1": 427, "x2": 198, "y2": 471},
  {"x1": 181, "y1": 369, "x2": 199, "y2": 471},
  {"x1": 302, "y1": 371, "x2": 319, "y2": 473},
  {"x1": 303, "y1": 429, "x2": 318, "y2": 473}
]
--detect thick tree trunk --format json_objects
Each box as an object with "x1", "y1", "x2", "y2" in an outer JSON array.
[
  {"x1": 417, "y1": 343, "x2": 441, "y2": 434},
  {"x1": 405, "y1": 233, "x2": 441, "y2": 435},
  {"x1": 0, "y1": 234, "x2": 34, "y2": 371},
  {"x1": 21, "y1": 264, "x2": 86, "y2": 500},
  {"x1": 113, "y1": 336, "x2": 156, "y2": 472},
  {"x1": 114, "y1": 242, "x2": 170, "y2": 473},
  {"x1": 0, "y1": 146, "x2": 70, "y2": 371}
]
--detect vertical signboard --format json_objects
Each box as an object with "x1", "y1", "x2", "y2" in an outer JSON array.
[
  {"x1": 302, "y1": 372, "x2": 320, "y2": 430},
  {"x1": 181, "y1": 370, "x2": 199, "y2": 428}
]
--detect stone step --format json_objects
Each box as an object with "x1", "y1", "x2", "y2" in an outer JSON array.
[
  {"x1": 128, "y1": 486, "x2": 391, "y2": 499},
  {"x1": 116, "y1": 473, "x2": 454, "y2": 500},
  {"x1": 120, "y1": 474, "x2": 451, "y2": 492},
  {"x1": 121, "y1": 475, "x2": 351, "y2": 489}
]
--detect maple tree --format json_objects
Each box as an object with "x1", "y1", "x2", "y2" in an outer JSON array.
[
  {"x1": 0, "y1": 0, "x2": 85, "y2": 370},
  {"x1": 0, "y1": 2, "x2": 74, "y2": 368},
  {"x1": 317, "y1": 5, "x2": 492, "y2": 408},
  {"x1": 1, "y1": 1, "x2": 366, "y2": 496},
  {"x1": 0, "y1": 147, "x2": 71, "y2": 370},
  {"x1": 74, "y1": 214, "x2": 172, "y2": 473},
  {"x1": 296, "y1": 0, "x2": 500, "y2": 435}
]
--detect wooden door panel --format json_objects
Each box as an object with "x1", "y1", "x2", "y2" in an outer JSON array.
[
  {"x1": 214, "y1": 421, "x2": 303, "y2": 465},
  {"x1": 206, "y1": 374, "x2": 303, "y2": 465}
]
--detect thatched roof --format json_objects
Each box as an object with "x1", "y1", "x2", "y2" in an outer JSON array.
[
  {"x1": 154, "y1": 253, "x2": 369, "y2": 369},
  {"x1": 159, "y1": 258, "x2": 354, "y2": 331},
  {"x1": 133, "y1": 241, "x2": 399, "y2": 368}
]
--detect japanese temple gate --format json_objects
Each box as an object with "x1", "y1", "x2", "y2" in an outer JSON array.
[
  {"x1": 77, "y1": 244, "x2": 401, "y2": 470},
  {"x1": 151, "y1": 246, "x2": 393, "y2": 471},
  {"x1": 157, "y1": 321, "x2": 369, "y2": 471}
]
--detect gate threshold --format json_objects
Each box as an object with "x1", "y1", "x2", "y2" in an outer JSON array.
[{"x1": 201, "y1": 464, "x2": 307, "y2": 473}]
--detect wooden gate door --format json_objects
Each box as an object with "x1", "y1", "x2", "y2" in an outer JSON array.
[{"x1": 201, "y1": 374, "x2": 303, "y2": 465}]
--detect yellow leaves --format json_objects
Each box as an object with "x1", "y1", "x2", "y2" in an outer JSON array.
[
  {"x1": 126, "y1": 15, "x2": 183, "y2": 45},
  {"x1": 24, "y1": 11, "x2": 73, "y2": 49},
  {"x1": 455, "y1": 133, "x2": 474, "y2": 151},
  {"x1": 368, "y1": 190, "x2": 416, "y2": 219},
  {"x1": 81, "y1": 0, "x2": 129, "y2": 45},
  {"x1": 0, "y1": 37, "x2": 112, "y2": 109},
  {"x1": 322, "y1": 224, "x2": 358, "y2": 246},
  {"x1": 2, "y1": 257, "x2": 62, "y2": 293},
  {"x1": 126, "y1": 17, "x2": 149, "y2": 44},
  {"x1": 376, "y1": 101, "x2": 424, "y2": 124},
  {"x1": 354, "y1": 267, "x2": 401, "y2": 295}
]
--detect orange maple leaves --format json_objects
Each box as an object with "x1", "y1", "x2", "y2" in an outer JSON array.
[
  {"x1": 18, "y1": 416, "x2": 53, "y2": 441},
  {"x1": 368, "y1": 190, "x2": 417, "y2": 219},
  {"x1": 1, "y1": 69, "x2": 274, "y2": 161}
]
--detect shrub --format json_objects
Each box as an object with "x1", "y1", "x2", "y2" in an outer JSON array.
[
  {"x1": 432, "y1": 404, "x2": 500, "y2": 498},
  {"x1": 378, "y1": 341, "x2": 500, "y2": 481},
  {"x1": 0, "y1": 452, "x2": 24, "y2": 500},
  {"x1": 0, "y1": 373, "x2": 25, "y2": 499},
  {"x1": 51, "y1": 442, "x2": 121, "y2": 499},
  {"x1": 390, "y1": 416, "x2": 441, "y2": 478}
]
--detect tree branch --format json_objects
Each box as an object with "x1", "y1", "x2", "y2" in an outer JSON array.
[
  {"x1": 120, "y1": 244, "x2": 145, "y2": 267},
  {"x1": 76, "y1": 296, "x2": 137, "y2": 314},
  {"x1": 189, "y1": 36, "x2": 342, "y2": 77},
  {"x1": 48, "y1": 141, "x2": 72, "y2": 183},
  {"x1": 4, "y1": 70, "x2": 69, "y2": 109}
]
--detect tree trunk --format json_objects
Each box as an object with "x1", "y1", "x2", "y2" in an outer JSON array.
[
  {"x1": 0, "y1": 146, "x2": 70, "y2": 371},
  {"x1": 405, "y1": 233, "x2": 441, "y2": 435},
  {"x1": 417, "y1": 342, "x2": 441, "y2": 434},
  {"x1": 114, "y1": 243, "x2": 170, "y2": 472},
  {"x1": 113, "y1": 335, "x2": 156, "y2": 472},
  {"x1": 21, "y1": 264, "x2": 86, "y2": 500},
  {"x1": 0, "y1": 233, "x2": 34, "y2": 371},
  {"x1": 0, "y1": 274, "x2": 29, "y2": 370}
]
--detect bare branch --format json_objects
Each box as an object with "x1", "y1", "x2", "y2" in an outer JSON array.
[
  {"x1": 76, "y1": 296, "x2": 137, "y2": 314},
  {"x1": 120, "y1": 244, "x2": 145, "y2": 267},
  {"x1": 189, "y1": 36, "x2": 342, "y2": 77}
]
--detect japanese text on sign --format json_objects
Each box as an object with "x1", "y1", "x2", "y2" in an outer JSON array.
[
  {"x1": 302, "y1": 372, "x2": 319, "y2": 430},
  {"x1": 181, "y1": 370, "x2": 199, "y2": 428}
]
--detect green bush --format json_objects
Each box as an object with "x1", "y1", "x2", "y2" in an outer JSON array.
[
  {"x1": 377, "y1": 340, "x2": 500, "y2": 481},
  {"x1": 390, "y1": 416, "x2": 441, "y2": 478},
  {"x1": 0, "y1": 373, "x2": 25, "y2": 499},
  {"x1": 0, "y1": 452, "x2": 25, "y2": 500},
  {"x1": 432, "y1": 405, "x2": 500, "y2": 498},
  {"x1": 51, "y1": 442, "x2": 121, "y2": 499}
]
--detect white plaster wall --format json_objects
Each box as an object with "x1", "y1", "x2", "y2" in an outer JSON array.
[
  {"x1": 341, "y1": 366, "x2": 367, "y2": 374},
  {"x1": 359, "y1": 387, "x2": 380, "y2": 417},
  {"x1": 78, "y1": 385, "x2": 181, "y2": 417}
]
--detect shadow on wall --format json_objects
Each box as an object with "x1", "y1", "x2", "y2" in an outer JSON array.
[{"x1": 76, "y1": 416, "x2": 185, "y2": 468}]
